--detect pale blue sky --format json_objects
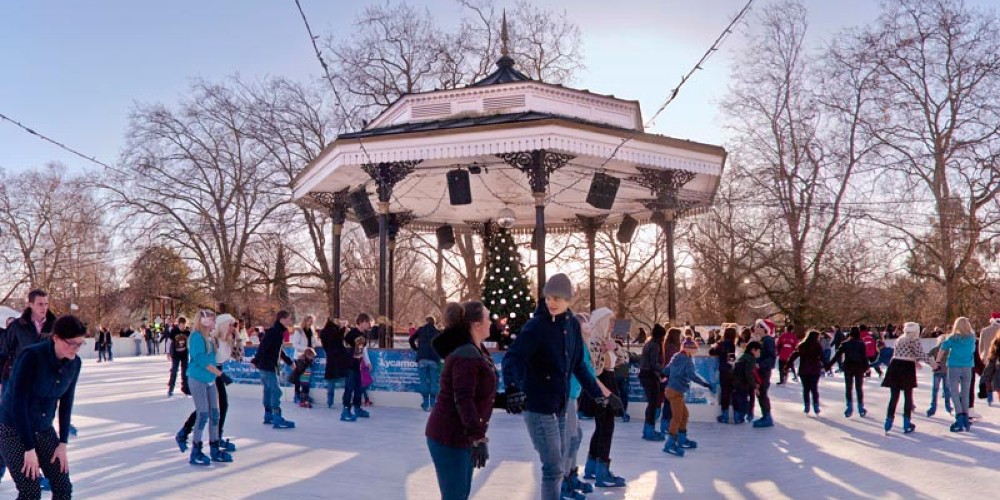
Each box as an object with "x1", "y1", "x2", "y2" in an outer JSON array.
[{"x1": 1, "y1": 0, "x2": 993, "y2": 173}]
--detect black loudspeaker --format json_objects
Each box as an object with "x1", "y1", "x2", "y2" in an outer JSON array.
[
  {"x1": 617, "y1": 214, "x2": 638, "y2": 243},
  {"x1": 359, "y1": 216, "x2": 380, "y2": 239},
  {"x1": 436, "y1": 224, "x2": 456, "y2": 250},
  {"x1": 349, "y1": 188, "x2": 376, "y2": 219},
  {"x1": 586, "y1": 172, "x2": 620, "y2": 210},
  {"x1": 447, "y1": 169, "x2": 473, "y2": 205}
]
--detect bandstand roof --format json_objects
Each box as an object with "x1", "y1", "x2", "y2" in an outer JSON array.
[{"x1": 292, "y1": 54, "x2": 727, "y2": 234}]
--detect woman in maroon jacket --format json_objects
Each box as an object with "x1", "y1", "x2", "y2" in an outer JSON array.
[{"x1": 425, "y1": 301, "x2": 497, "y2": 500}]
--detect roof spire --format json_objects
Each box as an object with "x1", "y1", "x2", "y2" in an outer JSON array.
[{"x1": 500, "y1": 10, "x2": 510, "y2": 57}]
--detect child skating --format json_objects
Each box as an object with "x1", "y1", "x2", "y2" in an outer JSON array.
[{"x1": 663, "y1": 339, "x2": 713, "y2": 457}]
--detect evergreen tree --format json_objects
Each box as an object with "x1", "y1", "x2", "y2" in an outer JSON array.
[{"x1": 482, "y1": 227, "x2": 536, "y2": 336}]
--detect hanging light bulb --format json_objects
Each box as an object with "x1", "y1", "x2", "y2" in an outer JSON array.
[{"x1": 497, "y1": 207, "x2": 516, "y2": 229}]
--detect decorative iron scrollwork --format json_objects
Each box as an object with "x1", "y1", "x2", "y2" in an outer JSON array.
[
  {"x1": 570, "y1": 214, "x2": 609, "y2": 235},
  {"x1": 388, "y1": 210, "x2": 416, "y2": 238},
  {"x1": 362, "y1": 160, "x2": 421, "y2": 201},
  {"x1": 497, "y1": 149, "x2": 575, "y2": 193},
  {"x1": 308, "y1": 188, "x2": 351, "y2": 224},
  {"x1": 628, "y1": 167, "x2": 696, "y2": 196}
]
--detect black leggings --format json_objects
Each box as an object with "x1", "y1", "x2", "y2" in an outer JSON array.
[
  {"x1": 718, "y1": 371, "x2": 733, "y2": 411},
  {"x1": 844, "y1": 373, "x2": 865, "y2": 408},
  {"x1": 800, "y1": 375, "x2": 820, "y2": 408},
  {"x1": 638, "y1": 370, "x2": 662, "y2": 426},
  {"x1": 0, "y1": 425, "x2": 72, "y2": 500},
  {"x1": 184, "y1": 370, "x2": 229, "y2": 438},
  {"x1": 757, "y1": 369, "x2": 772, "y2": 416},
  {"x1": 588, "y1": 372, "x2": 618, "y2": 461},
  {"x1": 887, "y1": 387, "x2": 913, "y2": 419}
]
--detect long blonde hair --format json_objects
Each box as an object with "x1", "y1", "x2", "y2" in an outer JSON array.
[{"x1": 951, "y1": 317, "x2": 974, "y2": 337}]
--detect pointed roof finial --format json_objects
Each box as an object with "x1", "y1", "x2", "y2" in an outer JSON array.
[{"x1": 500, "y1": 10, "x2": 510, "y2": 57}]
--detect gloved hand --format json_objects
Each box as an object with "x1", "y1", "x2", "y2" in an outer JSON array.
[
  {"x1": 505, "y1": 387, "x2": 526, "y2": 414},
  {"x1": 219, "y1": 373, "x2": 234, "y2": 386},
  {"x1": 471, "y1": 440, "x2": 489, "y2": 468},
  {"x1": 606, "y1": 394, "x2": 625, "y2": 415}
]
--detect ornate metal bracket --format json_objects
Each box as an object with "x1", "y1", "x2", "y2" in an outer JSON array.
[
  {"x1": 571, "y1": 214, "x2": 609, "y2": 236},
  {"x1": 388, "y1": 211, "x2": 416, "y2": 239},
  {"x1": 362, "y1": 160, "x2": 421, "y2": 201},
  {"x1": 308, "y1": 187, "x2": 351, "y2": 225},
  {"x1": 496, "y1": 149, "x2": 575, "y2": 193}
]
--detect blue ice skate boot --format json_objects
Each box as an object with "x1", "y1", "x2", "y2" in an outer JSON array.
[
  {"x1": 884, "y1": 416, "x2": 894, "y2": 434},
  {"x1": 663, "y1": 434, "x2": 685, "y2": 457},
  {"x1": 189, "y1": 442, "x2": 211, "y2": 466},
  {"x1": 925, "y1": 404, "x2": 936, "y2": 417},
  {"x1": 752, "y1": 414, "x2": 774, "y2": 428},
  {"x1": 678, "y1": 431, "x2": 698, "y2": 449},
  {"x1": 717, "y1": 412, "x2": 729, "y2": 424},
  {"x1": 262, "y1": 409, "x2": 273, "y2": 425},
  {"x1": 813, "y1": 403, "x2": 821, "y2": 415},
  {"x1": 220, "y1": 438, "x2": 237, "y2": 452},
  {"x1": 340, "y1": 406, "x2": 357, "y2": 422},
  {"x1": 845, "y1": 404, "x2": 853, "y2": 418},
  {"x1": 175, "y1": 428, "x2": 189, "y2": 453},
  {"x1": 594, "y1": 459, "x2": 626, "y2": 488},
  {"x1": 583, "y1": 456, "x2": 597, "y2": 480},
  {"x1": 560, "y1": 478, "x2": 585, "y2": 500},
  {"x1": 733, "y1": 411, "x2": 746, "y2": 424},
  {"x1": 271, "y1": 408, "x2": 295, "y2": 429},
  {"x1": 421, "y1": 394, "x2": 430, "y2": 411},
  {"x1": 858, "y1": 405, "x2": 867, "y2": 417},
  {"x1": 642, "y1": 423, "x2": 665, "y2": 441},
  {"x1": 903, "y1": 416, "x2": 915, "y2": 434},
  {"x1": 621, "y1": 412, "x2": 630, "y2": 423},
  {"x1": 354, "y1": 407, "x2": 370, "y2": 418},
  {"x1": 210, "y1": 441, "x2": 234, "y2": 462}
]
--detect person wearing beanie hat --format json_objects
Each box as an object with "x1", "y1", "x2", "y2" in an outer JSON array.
[
  {"x1": 662, "y1": 337, "x2": 712, "y2": 456},
  {"x1": 638, "y1": 324, "x2": 668, "y2": 441},
  {"x1": 502, "y1": 273, "x2": 617, "y2": 500},
  {"x1": 881, "y1": 322, "x2": 934, "y2": 434},
  {"x1": 751, "y1": 319, "x2": 777, "y2": 428}
]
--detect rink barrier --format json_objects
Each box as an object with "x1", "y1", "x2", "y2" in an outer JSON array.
[{"x1": 223, "y1": 346, "x2": 720, "y2": 404}]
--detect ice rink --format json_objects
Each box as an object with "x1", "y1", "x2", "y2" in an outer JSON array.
[{"x1": 3, "y1": 355, "x2": 998, "y2": 499}]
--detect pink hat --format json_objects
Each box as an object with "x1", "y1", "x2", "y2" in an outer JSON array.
[{"x1": 991, "y1": 312, "x2": 1000, "y2": 323}]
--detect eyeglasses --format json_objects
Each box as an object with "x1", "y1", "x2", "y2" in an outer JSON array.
[{"x1": 61, "y1": 338, "x2": 85, "y2": 350}]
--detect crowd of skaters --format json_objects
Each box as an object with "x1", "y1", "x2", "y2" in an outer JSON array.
[{"x1": 3, "y1": 280, "x2": 1000, "y2": 500}]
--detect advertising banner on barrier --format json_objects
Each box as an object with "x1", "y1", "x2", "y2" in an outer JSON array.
[{"x1": 224, "y1": 347, "x2": 717, "y2": 404}]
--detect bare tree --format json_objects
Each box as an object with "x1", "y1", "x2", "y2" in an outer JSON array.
[
  {"x1": 723, "y1": 0, "x2": 876, "y2": 330},
  {"x1": 101, "y1": 80, "x2": 289, "y2": 309},
  {"x1": 842, "y1": 0, "x2": 1000, "y2": 322}
]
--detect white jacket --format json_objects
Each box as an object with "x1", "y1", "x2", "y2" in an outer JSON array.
[{"x1": 291, "y1": 328, "x2": 314, "y2": 358}]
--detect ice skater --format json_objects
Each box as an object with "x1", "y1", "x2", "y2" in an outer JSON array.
[
  {"x1": 826, "y1": 327, "x2": 869, "y2": 417},
  {"x1": 251, "y1": 311, "x2": 296, "y2": 429},
  {"x1": 638, "y1": 324, "x2": 666, "y2": 441},
  {"x1": 870, "y1": 340, "x2": 894, "y2": 378},
  {"x1": 732, "y1": 341, "x2": 760, "y2": 424},
  {"x1": 752, "y1": 319, "x2": 777, "y2": 428},
  {"x1": 183, "y1": 310, "x2": 234, "y2": 465},
  {"x1": 290, "y1": 348, "x2": 317, "y2": 408},
  {"x1": 937, "y1": 317, "x2": 977, "y2": 432},
  {"x1": 710, "y1": 326, "x2": 738, "y2": 423},
  {"x1": 502, "y1": 274, "x2": 617, "y2": 500},
  {"x1": 925, "y1": 335, "x2": 952, "y2": 417},
  {"x1": 662, "y1": 339, "x2": 713, "y2": 456},
  {"x1": 0, "y1": 315, "x2": 84, "y2": 498},
  {"x1": 882, "y1": 322, "x2": 934, "y2": 434},
  {"x1": 787, "y1": 331, "x2": 824, "y2": 415}
]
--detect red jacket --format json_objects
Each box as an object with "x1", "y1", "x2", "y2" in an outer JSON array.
[
  {"x1": 861, "y1": 330, "x2": 876, "y2": 358},
  {"x1": 425, "y1": 343, "x2": 497, "y2": 448},
  {"x1": 777, "y1": 332, "x2": 798, "y2": 361}
]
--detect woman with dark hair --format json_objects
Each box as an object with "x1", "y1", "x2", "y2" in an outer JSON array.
[
  {"x1": 638, "y1": 324, "x2": 667, "y2": 441},
  {"x1": 425, "y1": 302, "x2": 497, "y2": 500},
  {"x1": 319, "y1": 319, "x2": 350, "y2": 409},
  {"x1": 0, "y1": 315, "x2": 85, "y2": 499},
  {"x1": 788, "y1": 330, "x2": 824, "y2": 415},
  {"x1": 659, "y1": 328, "x2": 683, "y2": 435},
  {"x1": 710, "y1": 327, "x2": 738, "y2": 423},
  {"x1": 825, "y1": 327, "x2": 869, "y2": 417}
]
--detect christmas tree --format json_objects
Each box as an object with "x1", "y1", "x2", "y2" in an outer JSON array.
[{"x1": 482, "y1": 227, "x2": 536, "y2": 336}]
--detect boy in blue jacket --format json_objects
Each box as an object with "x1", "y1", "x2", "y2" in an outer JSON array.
[
  {"x1": 502, "y1": 274, "x2": 620, "y2": 500},
  {"x1": 663, "y1": 339, "x2": 712, "y2": 456}
]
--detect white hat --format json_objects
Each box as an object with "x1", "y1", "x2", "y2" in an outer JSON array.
[{"x1": 903, "y1": 322, "x2": 920, "y2": 336}]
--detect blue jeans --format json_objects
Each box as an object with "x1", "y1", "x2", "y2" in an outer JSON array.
[
  {"x1": 930, "y1": 372, "x2": 951, "y2": 409},
  {"x1": 524, "y1": 411, "x2": 567, "y2": 500},
  {"x1": 563, "y1": 399, "x2": 582, "y2": 472},
  {"x1": 343, "y1": 369, "x2": 363, "y2": 409},
  {"x1": 325, "y1": 378, "x2": 344, "y2": 407},
  {"x1": 427, "y1": 437, "x2": 473, "y2": 500},
  {"x1": 948, "y1": 366, "x2": 972, "y2": 414},
  {"x1": 418, "y1": 360, "x2": 441, "y2": 398},
  {"x1": 259, "y1": 369, "x2": 281, "y2": 411}
]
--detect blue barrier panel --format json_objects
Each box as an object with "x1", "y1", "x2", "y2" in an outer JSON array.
[{"x1": 225, "y1": 347, "x2": 717, "y2": 404}]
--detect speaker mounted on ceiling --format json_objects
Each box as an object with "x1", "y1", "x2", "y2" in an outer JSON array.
[
  {"x1": 616, "y1": 214, "x2": 638, "y2": 243},
  {"x1": 447, "y1": 169, "x2": 473, "y2": 205},
  {"x1": 586, "y1": 172, "x2": 620, "y2": 210}
]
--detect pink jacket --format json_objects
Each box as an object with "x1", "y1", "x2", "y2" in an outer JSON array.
[{"x1": 777, "y1": 332, "x2": 798, "y2": 361}]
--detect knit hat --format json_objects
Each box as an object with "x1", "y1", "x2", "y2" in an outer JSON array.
[
  {"x1": 903, "y1": 322, "x2": 920, "y2": 336},
  {"x1": 543, "y1": 273, "x2": 574, "y2": 300},
  {"x1": 651, "y1": 323, "x2": 667, "y2": 340},
  {"x1": 991, "y1": 312, "x2": 1000, "y2": 324},
  {"x1": 589, "y1": 308, "x2": 614, "y2": 339},
  {"x1": 682, "y1": 338, "x2": 697, "y2": 349},
  {"x1": 755, "y1": 319, "x2": 775, "y2": 336}
]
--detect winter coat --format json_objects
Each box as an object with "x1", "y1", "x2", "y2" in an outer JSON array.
[
  {"x1": 289, "y1": 356, "x2": 313, "y2": 385},
  {"x1": 828, "y1": 338, "x2": 868, "y2": 376},
  {"x1": 777, "y1": 331, "x2": 798, "y2": 361},
  {"x1": 941, "y1": 333, "x2": 976, "y2": 368},
  {"x1": 409, "y1": 323, "x2": 441, "y2": 362},
  {"x1": 709, "y1": 340, "x2": 736, "y2": 375},
  {"x1": 788, "y1": 340, "x2": 823, "y2": 377},
  {"x1": 290, "y1": 327, "x2": 314, "y2": 359},
  {"x1": 638, "y1": 340, "x2": 663, "y2": 373},
  {"x1": 757, "y1": 335, "x2": 777, "y2": 371},
  {"x1": 186, "y1": 331, "x2": 218, "y2": 385},
  {"x1": 319, "y1": 323, "x2": 350, "y2": 379},
  {"x1": 861, "y1": 330, "x2": 877, "y2": 358},
  {"x1": 732, "y1": 352, "x2": 758, "y2": 392},
  {"x1": 501, "y1": 299, "x2": 603, "y2": 414},
  {"x1": 873, "y1": 347, "x2": 894, "y2": 366},
  {"x1": 251, "y1": 321, "x2": 293, "y2": 372},
  {"x1": 0, "y1": 340, "x2": 80, "y2": 451},
  {"x1": 665, "y1": 351, "x2": 709, "y2": 394},
  {"x1": 0, "y1": 308, "x2": 56, "y2": 383},
  {"x1": 426, "y1": 342, "x2": 497, "y2": 448}
]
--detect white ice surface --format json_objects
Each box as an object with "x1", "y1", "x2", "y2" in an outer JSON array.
[{"x1": 3, "y1": 356, "x2": 999, "y2": 499}]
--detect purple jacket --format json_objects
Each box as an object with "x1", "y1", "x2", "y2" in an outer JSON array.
[{"x1": 425, "y1": 342, "x2": 497, "y2": 448}]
